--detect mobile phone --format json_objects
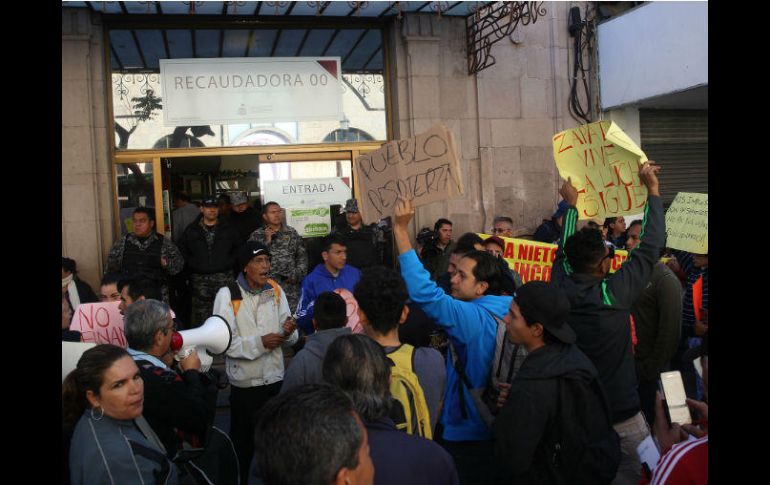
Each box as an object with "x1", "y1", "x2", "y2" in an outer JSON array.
[{"x1": 659, "y1": 371, "x2": 692, "y2": 425}]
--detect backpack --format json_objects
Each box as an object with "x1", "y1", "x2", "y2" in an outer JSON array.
[
  {"x1": 385, "y1": 344, "x2": 433, "y2": 440},
  {"x1": 552, "y1": 377, "x2": 621, "y2": 485},
  {"x1": 449, "y1": 312, "x2": 528, "y2": 428},
  {"x1": 228, "y1": 279, "x2": 282, "y2": 316}
]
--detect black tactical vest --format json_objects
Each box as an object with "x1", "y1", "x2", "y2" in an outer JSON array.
[{"x1": 122, "y1": 235, "x2": 164, "y2": 283}]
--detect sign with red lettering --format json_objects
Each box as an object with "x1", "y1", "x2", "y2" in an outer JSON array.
[
  {"x1": 478, "y1": 234, "x2": 629, "y2": 283},
  {"x1": 355, "y1": 124, "x2": 464, "y2": 223},
  {"x1": 552, "y1": 121, "x2": 648, "y2": 220},
  {"x1": 69, "y1": 301, "x2": 127, "y2": 347}
]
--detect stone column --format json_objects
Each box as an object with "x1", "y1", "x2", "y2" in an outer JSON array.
[{"x1": 62, "y1": 8, "x2": 113, "y2": 289}]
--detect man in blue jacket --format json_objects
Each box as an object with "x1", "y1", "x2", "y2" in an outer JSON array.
[
  {"x1": 393, "y1": 197, "x2": 510, "y2": 484},
  {"x1": 296, "y1": 233, "x2": 361, "y2": 335}
]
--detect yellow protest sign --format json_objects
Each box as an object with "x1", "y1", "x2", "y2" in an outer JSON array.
[
  {"x1": 552, "y1": 121, "x2": 648, "y2": 220},
  {"x1": 478, "y1": 234, "x2": 629, "y2": 283},
  {"x1": 665, "y1": 192, "x2": 708, "y2": 254},
  {"x1": 355, "y1": 124, "x2": 464, "y2": 223}
]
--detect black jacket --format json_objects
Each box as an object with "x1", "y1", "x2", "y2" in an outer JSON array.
[
  {"x1": 494, "y1": 343, "x2": 600, "y2": 484},
  {"x1": 179, "y1": 218, "x2": 242, "y2": 275},
  {"x1": 134, "y1": 358, "x2": 216, "y2": 458},
  {"x1": 332, "y1": 223, "x2": 383, "y2": 269},
  {"x1": 551, "y1": 197, "x2": 665, "y2": 423},
  {"x1": 229, "y1": 207, "x2": 261, "y2": 244}
]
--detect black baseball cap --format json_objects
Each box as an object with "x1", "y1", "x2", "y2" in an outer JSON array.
[
  {"x1": 513, "y1": 281, "x2": 575, "y2": 344},
  {"x1": 202, "y1": 195, "x2": 218, "y2": 207},
  {"x1": 238, "y1": 241, "x2": 271, "y2": 272}
]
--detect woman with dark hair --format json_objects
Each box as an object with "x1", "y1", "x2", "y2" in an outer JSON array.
[
  {"x1": 62, "y1": 257, "x2": 98, "y2": 314},
  {"x1": 63, "y1": 344, "x2": 178, "y2": 484}
]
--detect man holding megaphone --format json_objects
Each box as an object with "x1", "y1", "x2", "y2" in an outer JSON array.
[
  {"x1": 212, "y1": 240, "x2": 298, "y2": 484},
  {"x1": 123, "y1": 299, "x2": 216, "y2": 459}
]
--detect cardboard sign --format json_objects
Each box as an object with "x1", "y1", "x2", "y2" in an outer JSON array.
[
  {"x1": 665, "y1": 192, "x2": 708, "y2": 254},
  {"x1": 355, "y1": 124, "x2": 464, "y2": 223},
  {"x1": 478, "y1": 234, "x2": 629, "y2": 283},
  {"x1": 553, "y1": 121, "x2": 648, "y2": 220},
  {"x1": 69, "y1": 301, "x2": 127, "y2": 347},
  {"x1": 287, "y1": 207, "x2": 332, "y2": 237}
]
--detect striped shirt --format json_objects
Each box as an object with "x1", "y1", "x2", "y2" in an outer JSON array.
[{"x1": 651, "y1": 435, "x2": 708, "y2": 485}]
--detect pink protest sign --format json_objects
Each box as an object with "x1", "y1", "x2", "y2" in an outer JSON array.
[
  {"x1": 334, "y1": 288, "x2": 363, "y2": 334},
  {"x1": 69, "y1": 301, "x2": 127, "y2": 347}
]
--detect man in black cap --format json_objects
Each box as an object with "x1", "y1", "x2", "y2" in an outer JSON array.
[
  {"x1": 178, "y1": 194, "x2": 242, "y2": 327},
  {"x1": 332, "y1": 198, "x2": 386, "y2": 270},
  {"x1": 212, "y1": 240, "x2": 298, "y2": 484},
  {"x1": 494, "y1": 281, "x2": 619, "y2": 484}
]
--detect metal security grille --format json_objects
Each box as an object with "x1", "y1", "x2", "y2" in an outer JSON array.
[{"x1": 639, "y1": 109, "x2": 708, "y2": 206}]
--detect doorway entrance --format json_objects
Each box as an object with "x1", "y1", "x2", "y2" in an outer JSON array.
[{"x1": 111, "y1": 142, "x2": 384, "y2": 240}]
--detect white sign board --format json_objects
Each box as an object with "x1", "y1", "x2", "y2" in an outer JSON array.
[
  {"x1": 62, "y1": 342, "x2": 97, "y2": 383},
  {"x1": 287, "y1": 207, "x2": 332, "y2": 237},
  {"x1": 262, "y1": 177, "x2": 351, "y2": 208},
  {"x1": 160, "y1": 57, "x2": 343, "y2": 126}
]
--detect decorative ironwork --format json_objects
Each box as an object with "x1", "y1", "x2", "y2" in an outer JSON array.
[
  {"x1": 182, "y1": 1, "x2": 204, "y2": 15},
  {"x1": 392, "y1": 1, "x2": 403, "y2": 20},
  {"x1": 266, "y1": 1, "x2": 290, "y2": 14},
  {"x1": 347, "y1": 1, "x2": 369, "y2": 16},
  {"x1": 307, "y1": 1, "x2": 326, "y2": 16},
  {"x1": 430, "y1": 1, "x2": 451, "y2": 19},
  {"x1": 224, "y1": 1, "x2": 247, "y2": 14},
  {"x1": 466, "y1": 1, "x2": 546, "y2": 75},
  {"x1": 341, "y1": 74, "x2": 385, "y2": 111}
]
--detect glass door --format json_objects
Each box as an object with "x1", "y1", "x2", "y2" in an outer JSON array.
[{"x1": 112, "y1": 159, "x2": 163, "y2": 236}]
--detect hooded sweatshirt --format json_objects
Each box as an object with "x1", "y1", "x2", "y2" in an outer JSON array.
[
  {"x1": 494, "y1": 342, "x2": 600, "y2": 484},
  {"x1": 399, "y1": 249, "x2": 511, "y2": 441},
  {"x1": 551, "y1": 196, "x2": 665, "y2": 423},
  {"x1": 280, "y1": 326, "x2": 352, "y2": 393},
  {"x1": 296, "y1": 263, "x2": 361, "y2": 334}
]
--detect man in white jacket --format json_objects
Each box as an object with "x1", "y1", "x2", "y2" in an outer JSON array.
[{"x1": 212, "y1": 240, "x2": 298, "y2": 485}]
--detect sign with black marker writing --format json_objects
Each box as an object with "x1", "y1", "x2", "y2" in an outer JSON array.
[
  {"x1": 355, "y1": 124, "x2": 464, "y2": 222},
  {"x1": 665, "y1": 192, "x2": 708, "y2": 254}
]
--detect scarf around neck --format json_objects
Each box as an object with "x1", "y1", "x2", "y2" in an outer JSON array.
[{"x1": 62, "y1": 274, "x2": 80, "y2": 309}]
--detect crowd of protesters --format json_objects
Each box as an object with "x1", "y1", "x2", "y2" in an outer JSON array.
[{"x1": 62, "y1": 163, "x2": 708, "y2": 485}]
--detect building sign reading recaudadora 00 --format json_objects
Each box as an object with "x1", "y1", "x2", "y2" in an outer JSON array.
[{"x1": 159, "y1": 57, "x2": 343, "y2": 126}]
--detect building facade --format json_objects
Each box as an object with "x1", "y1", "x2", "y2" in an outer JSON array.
[{"x1": 62, "y1": 1, "x2": 706, "y2": 288}]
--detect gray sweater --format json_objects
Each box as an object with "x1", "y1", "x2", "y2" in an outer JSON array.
[{"x1": 281, "y1": 327, "x2": 352, "y2": 393}]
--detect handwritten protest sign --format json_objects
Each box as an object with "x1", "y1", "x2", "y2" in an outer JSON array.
[
  {"x1": 355, "y1": 124, "x2": 464, "y2": 222},
  {"x1": 665, "y1": 192, "x2": 708, "y2": 254},
  {"x1": 69, "y1": 301, "x2": 126, "y2": 347},
  {"x1": 333, "y1": 288, "x2": 363, "y2": 334},
  {"x1": 553, "y1": 121, "x2": 648, "y2": 220},
  {"x1": 478, "y1": 234, "x2": 629, "y2": 283}
]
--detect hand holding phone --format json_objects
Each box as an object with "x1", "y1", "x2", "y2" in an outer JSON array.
[{"x1": 659, "y1": 371, "x2": 692, "y2": 426}]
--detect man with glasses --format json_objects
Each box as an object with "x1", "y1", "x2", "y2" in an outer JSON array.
[
  {"x1": 551, "y1": 163, "x2": 665, "y2": 485},
  {"x1": 492, "y1": 216, "x2": 515, "y2": 238},
  {"x1": 123, "y1": 299, "x2": 215, "y2": 459}
]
